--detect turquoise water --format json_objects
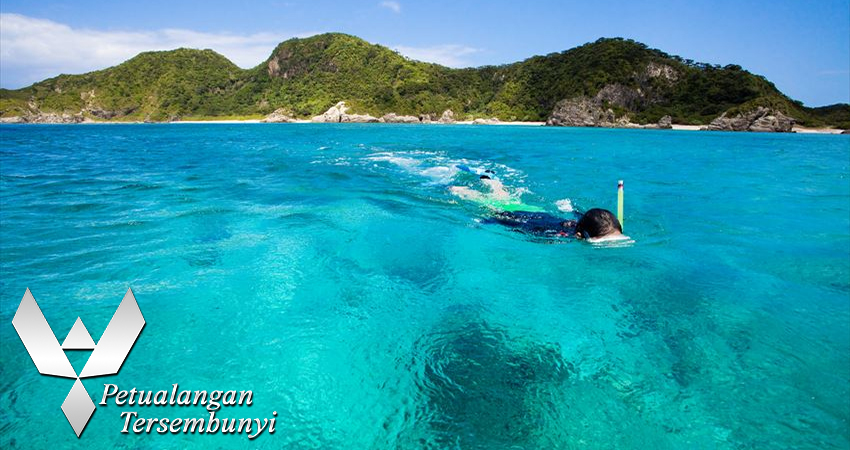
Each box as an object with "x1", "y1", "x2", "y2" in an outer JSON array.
[{"x1": 1, "y1": 124, "x2": 848, "y2": 449}]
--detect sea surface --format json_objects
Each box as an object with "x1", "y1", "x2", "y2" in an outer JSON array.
[{"x1": 0, "y1": 124, "x2": 848, "y2": 449}]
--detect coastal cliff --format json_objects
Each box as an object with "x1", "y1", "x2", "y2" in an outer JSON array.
[
  {"x1": 705, "y1": 107, "x2": 795, "y2": 132},
  {"x1": 1, "y1": 34, "x2": 847, "y2": 131}
]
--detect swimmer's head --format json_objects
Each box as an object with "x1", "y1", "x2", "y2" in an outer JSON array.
[{"x1": 575, "y1": 208, "x2": 623, "y2": 239}]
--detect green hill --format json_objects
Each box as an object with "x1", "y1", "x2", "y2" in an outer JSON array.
[
  {"x1": 242, "y1": 33, "x2": 494, "y2": 117},
  {"x1": 1, "y1": 48, "x2": 247, "y2": 121},
  {"x1": 1, "y1": 33, "x2": 846, "y2": 127}
]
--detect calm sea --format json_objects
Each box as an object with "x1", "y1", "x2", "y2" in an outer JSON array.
[{"x1": 1, "y1": 124, "x2": 848, "y2": 449}]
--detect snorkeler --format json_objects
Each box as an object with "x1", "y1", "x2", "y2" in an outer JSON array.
[
  {"x1": 487, "y1": 208, "x2": 626, "y2": 241},
  {"x1": 451, "y1": 174, "x2": 628, "y2": 241}
]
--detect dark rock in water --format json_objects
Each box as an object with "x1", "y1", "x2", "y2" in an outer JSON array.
[
  {"x1": 408, "y1": 318, "x2": 571, "y2": 448},
  {"x1": 657, "y1": 115, "x2": 673, "y2": 129},
  {"x1": 841, "y1": 129, "x2": 850, "y2": 134},
  {"x1": 706, "y1": 107, "x2": 794, "y2": 132}
]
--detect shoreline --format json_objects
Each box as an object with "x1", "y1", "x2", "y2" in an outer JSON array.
[
  {"x1": 791, "y1": 126, "x2": 846, "y2": 134},
  {"x1": 152, "y1": 121, "x2": 850, "y2": 134},
  {"x1": 172, "y1": 119, "x2": 548, "y2": 126},
  {"x1": 1, "y1": 118, "x2": 846, "y2": 134},
  {"x1": 671, "y1": 124, "x2": 702, "y2": 131}
]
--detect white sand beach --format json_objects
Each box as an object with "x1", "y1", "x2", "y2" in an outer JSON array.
[
  {"x1": 671, "y1": 124, "x2": 703, "y2": 131},
  {"x1": 72, "y1": 119, "x2": 845, "y2": 134},
  {"x1": 792, "y1": 126, "x2": 846, "y2": 134},
  {"x1": 171, "y1": 119, "x2": 263, "y2": 124}
]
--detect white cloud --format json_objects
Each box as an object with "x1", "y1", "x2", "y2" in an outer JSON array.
[
  {"x1": 0, "y1": 13, "x2": 484, "y2": 87},
  {"x1": 393, "y1": 44, "x2": 481, "y2": 68},
  {"x1": 380, "y1": 1, "x2": 401, "y2": 13},
  {"x1": 0, "y1": 13, "x2": 316, "y2": 88}
]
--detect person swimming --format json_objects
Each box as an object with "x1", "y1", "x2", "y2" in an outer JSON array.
[
  {"x1": 451, "y1": 174, "x2": 628, "y2": 241},
  {"x1": 485, "y1": 210, "x2": 578, "y2": 238},
  {"x1": 486, "y1": 208, "x2": 626, "y2": 241}
]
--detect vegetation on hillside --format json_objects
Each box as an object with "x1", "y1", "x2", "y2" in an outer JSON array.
[
  {"x1": 1, "y1": 48, "x2": 245, "y2": 121},
  {"x1": 1, "y1": 34, "x2": 846, "y2": 127}
]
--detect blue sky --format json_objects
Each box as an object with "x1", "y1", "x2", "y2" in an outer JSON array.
[{"x1": 1, "y1": 0, "x2": 848, "y2": 106}]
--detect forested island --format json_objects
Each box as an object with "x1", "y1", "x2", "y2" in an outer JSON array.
[{"x1": 1, "y1": 33, "x2": 848, "y2": 131}]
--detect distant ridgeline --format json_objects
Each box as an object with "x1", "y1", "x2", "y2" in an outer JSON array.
[{"x1": 1, "y1": 33, "x2": 848, "y2": 130}]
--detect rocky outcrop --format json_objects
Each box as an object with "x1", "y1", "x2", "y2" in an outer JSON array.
[
  {"x1": 545, "y1": 63, "x2": 681, "y2": 128},
  {"x1": 341, "y1": 113, "x2": 379, "y2": 123},
  {"x1": 707, "y1": 107, "x2": 794, "y2": 132},
  {"x1": 643, "y1": 62, "x2": 679, "y2": 83},
  {"x1": 546, "y1": 97, "x2": 678, "y2": 129},
  {"x1": 312, "y1": 101, "x2": 348, "y2": 122},
  {"x1": 439, "y1": 109, "x2": 455, "y2": 124},
  {"x1": 86, "y1": 109, "x2": 120, "y2": 120},
  {"x1": 261, "y1": 108, "x2": 296, "y2": 123},
  {"x1": 380, "y1": 113, "x2": 420, "y2": 123},
  {"x1": 472, "y1": 117, "x2": 501, "y2": 125},
  {"x1": 546, "y1": 97, "x2": 616, "y2": 127},
  {"x1": 1, "y1": 112, "x2": 88, "y2": 124},
  {"x1": 842, "y1": 129, "x2": 850, "y2": 135},
  {"x1": 311, "y1": 101, "x2": 377, "y2": 123},
  {"x1": 595, "y1": 84, "x2": 643, "y2": 110}
]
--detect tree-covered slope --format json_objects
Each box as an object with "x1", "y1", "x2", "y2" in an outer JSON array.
[
  {"x1": 1, "y1": 48, "x2": 246, "y2": 121},
  {"x1": 1, "y1": 34, "x2": 845, "y2": 127},
  {"x1": 237, "y1": 33, "x2": 502, "y2": 118}
]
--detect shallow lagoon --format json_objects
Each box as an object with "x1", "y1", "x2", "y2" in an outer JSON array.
[{"x1": 1, "y1": 124, "x2": 848, "y2": 449}]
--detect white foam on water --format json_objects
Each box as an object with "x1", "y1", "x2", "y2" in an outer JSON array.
[
  {"x1": 365, "y1": 153, "x2": 421, "y2": 170},
  {"x1": 419, "y1": 165, "x2": 460, "y2": 184},
  {"x1": 363, "y1": 151, "x2": 533, "y2": 195},
  {"x1": 311, "y1": 156, "x2": 351, "y2": 166},
  {"x1": 556, "y1": 198, "x2": 574, "y2": 213},
  {"x1": 588, "y1": 236, "x2": 635, "y2": 247},
  {"x1": 366, "y1": 151, "x2": 457, "y2": 183}
]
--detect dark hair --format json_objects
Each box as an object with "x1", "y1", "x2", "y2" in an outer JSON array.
[
  {"x1": 479, "y1": 175, "x2": 491, "y2": 180},
  {"x1": 576, "y1": 208, "x2": 622, "y2": 238}
]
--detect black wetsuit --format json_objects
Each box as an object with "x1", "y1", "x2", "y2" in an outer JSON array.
[{"x1": 484, "y1": 211, "x2": 578, "y2": 238}]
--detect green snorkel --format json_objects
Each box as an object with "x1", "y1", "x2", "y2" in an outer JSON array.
[{"x1": 617, "y1": 180, "x2": 624, "y2": 231}]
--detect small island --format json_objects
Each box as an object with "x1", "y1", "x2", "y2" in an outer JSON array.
[{"x1": 1, "y1": 34, "x2": 848, "y2": 133}]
